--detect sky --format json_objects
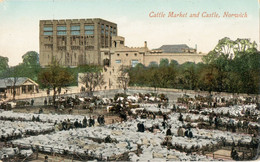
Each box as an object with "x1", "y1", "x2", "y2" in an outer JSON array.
[{"x1": 0, "y1": 0, "x2": 259, "y2": 66}]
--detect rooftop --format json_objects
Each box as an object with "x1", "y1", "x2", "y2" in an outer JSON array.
[
  {"x1": 0, "y1": 77, "x2": 38, "y2": 89},
  {"x1": 154, "y1": 44, "x2": 195, "y2": 53}
]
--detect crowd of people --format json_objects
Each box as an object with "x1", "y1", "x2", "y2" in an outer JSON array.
[{"x1": 53, "y1": 115, "x2": 106, "y2": 131}]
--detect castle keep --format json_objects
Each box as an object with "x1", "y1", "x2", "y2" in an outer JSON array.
[{"x1": 39, "y1": 18, "x2": 117, "y2": 66}]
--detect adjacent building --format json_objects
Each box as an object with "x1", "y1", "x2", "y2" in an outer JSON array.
[
  {"x1": 39, "y1": 18, "x2": 117, "y2": 66},
  {"x1": 103, "y1": 36, "x2": 205, "y2": 68},
  {"x1": 0, "y1": 77, "x2": 39, "y2": 96},
  {"x1": 78, "y1": 36, "x2": 206, "y2": 90}
]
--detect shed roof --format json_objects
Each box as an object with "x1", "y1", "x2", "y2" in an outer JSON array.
[
  {"x1": 0, "y1": 77, "x2": 38, "y2": 89},
  {"x1": 155, "y1": 44, "x2": 194, "y2": 53}
]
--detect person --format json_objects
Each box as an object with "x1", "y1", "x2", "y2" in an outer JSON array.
[
  {"x1": 179, "y1": 113, "x2": 183, "y2": 122},
  {"x1": 163, "y1": 114, "x2": 167, "y2": 121},
  {"x1": 62, "y1": 119, "x2": 67, "y2": 130},
  {"x1": 68, "y1": 107, "x2": 73, "y2": 114},
  {"x1": 31, "y1": 99, "x2": 34, "y2": 106},
  {"x1": 166, "y1": 126, "x2": 172, "y2": 136},
  {"x1": 188, "y1": 128, "x2": 193, "y2": 138},
  {"x1": 101, "y1": 115, "x2": 105, "y2": 125},
  {"x1": 184, "y1": 129, "x2": 189, "y2": 137},
  {"x1": 209, "y1": 115, "x2": 213, "y2": 126},
  {"x1": 162, "y1": 121, "x2": 167, "y2": 129},
  {"x1": 104, "y1": 135, "x2": 112, "y2": 143},
  {"x1": 32, "y1": 115, "x2": 35, "y2": 121},
  {"x1": 250, "y1": 134, "x2": 258, "y2": 149},
  {"x1": 97, "y1": 115, "x2": 102, "y2": 125},
  {"x1": 177, "y1": 127, "x2": 184, "y2": 137},
  {"x1": 74, "y1": 119, "x2": 79, "y2": 128},
  {"x1": 137, "y1": 122, "x2": 145, "y2": 132},
  {"x1": 172, "y1": 104, "x2": 176, "y2": 112},
  {"x1": 83, "y1": 117, "x2": 87, "y2": 128},
  {"x1": 44, "y1": 155, "x2": 48, "y2": 162},
  {"x1": 140, "y1": 122, "x2": 145, "y2": 132},
  {"x1": 39, "y1": 108, "x2": 43, "y2": 114},
  {"x1": 137, "y1": 122, "x2": 141, "y2": 132},
  {"x1": 214, "y1": 116, "x2": 219, "y2": 129},
  {"x1": 231, "y1": 147, "x2": 239, "y2": 160},
  {"x1": 44, "y1": 98, "x2": 47, "y2": 106},
  {"x1": 78, "y1": 121, "x2": 83, "y2": 128},
  {"x1": 88, "y1": 117, "x2": 92, "y2": 127},
  {"x1": 92, "y1": 116, "x2": 95, "y2": 126},
  {"x1": 36, "y1": 115, "x2": 40, "y2": 122}
]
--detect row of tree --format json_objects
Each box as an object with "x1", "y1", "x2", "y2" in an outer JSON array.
[
  {"x1": 0, "y1": 52, "x2": 103, "y2": 101},
  {"x1": 128, "y1": 38, "x2": 259, "y2": 94}
]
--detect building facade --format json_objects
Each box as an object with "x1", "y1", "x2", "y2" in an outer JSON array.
[
  {"x1": 104, "y1": 36, "x2": 205, "y2": 68},
  {"x1": 78, "y1": 36, "x2": 206, "y2": 91},
  {"x1": 39, "y1": 18, "x2": 117, "y2": 66},
  {"x1": 0, "y1": 77, "x2": 39, "y2": 96}
]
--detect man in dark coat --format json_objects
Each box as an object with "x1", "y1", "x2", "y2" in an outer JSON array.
[
  {"x1": 179, "y1": 113, "x2": 183, "y2": 122},
  {"x1": 166, "y1": 126, "x2": 172, "y2": 136},
  {"x1": 83, "y1": 117, "x2": 87, "y2": 128},
  {"x1": 74, "y1": 119, "x2": 79, "y2": 128}
]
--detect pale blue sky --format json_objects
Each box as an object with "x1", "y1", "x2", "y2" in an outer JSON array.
[{"x1": 0, "y1": 0, "x2": 259, "y2": 65}]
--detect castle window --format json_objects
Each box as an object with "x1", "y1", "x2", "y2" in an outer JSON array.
[
  {"x1": 44, "y1": 26, "x2": 53, "y2": 31},
  {"x1": 57, "y1": 26, "x2": 66, "y2": 30},
  {"x1": 115, "y1": 60, "x2": 121, "y2": 64},
  {"x1": 117, "y1": 54, "x2": 120, "y2": 56},
  {"x1": 85, "y1": 31, "x2": 94, "y2": 35},
  {"x1": 71, "y1": 31, "x2": 80, "y2": 35},
  {"x1": 57, "y1": 26, "x2": 67, "y2": 35},
  {"x1": 85, "y1": 25, "x2": 94, "y2": 35},
  {"x1": 131, "y1": 60, "x2": 139, "y2": 67},
  {"x1": 57, "y1": 31, "x2": 66, "y2": 35},
  {"x1": 43, "y1": 26, "x2": 53, "y2": 35},
  {"x1": 134, "y1": 53, "x2": 137, "y2": 56},
  {"x1": 71, "y1": 25, "x2": 80, "y2": 35},
  {"x1": 44, "y1": 32, "x2": 53, "y2": 36},
  {"x1": 85, "y1": 25, "x2": 94, "y2": 30},
  {"x1": 126, "y1": 53, "x2": 128, "y2": 56},
  {"x1": 71, "y1": 25, "x2": 80, "y2": 30}
]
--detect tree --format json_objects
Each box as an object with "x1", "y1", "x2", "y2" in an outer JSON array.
[
  {"x1": 169, "y1": 60, "x2": 179, "y2": 67},
  {"x1": 179, "y1": 62, "x2": 198, "y2": 90},
  {"x1": 38, "y1": 60, "x2": 74, "y2": 105},
  {"x1": 22, "y1": 51, "x2": 39, "y2": 67},
  {"x1": 79, "y1": 71, "x2": 105, "y2": 96},
  {"x1": 1, "y1": 65, "x2": 22, "y2": 100},
  {"x1": 233, "y1": 38, "x2": 257, "y2": 55},
  {"x1": 0, "y1": 56, "x2": 8, "y2": 75},
  {"x1": 198, "y1": 64, "x2": 218, "y2": 94},
  {"x1": 214, "y1": 37, "x2": 235, "y2": 59},
  {"x1": 117, "y1": 65, "x2": 130, "y2": 94},
  {"x1": 128, "y1": 63, "x2": 147, "y2": 86},
  {"x1": 159, "y1": 58, "x2": 169, "y2": 67},
  {"x1": 147, "y1": 67, "x2": 160, "y2": 92}
]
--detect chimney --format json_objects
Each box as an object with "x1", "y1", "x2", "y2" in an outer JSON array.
[{"x1": 144, "y1": 41, "x2": 147, "y2": 48}]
